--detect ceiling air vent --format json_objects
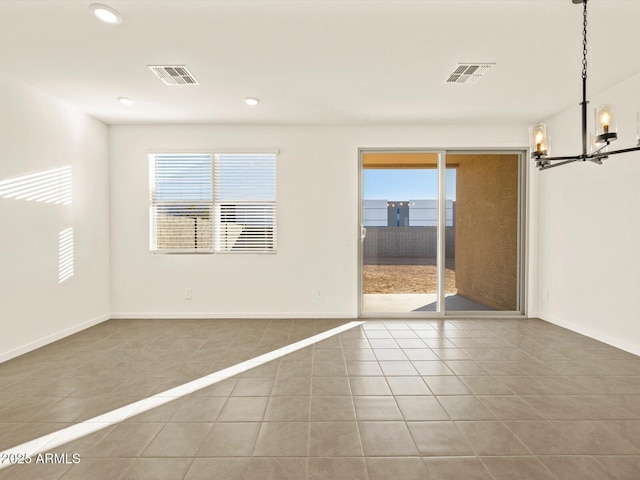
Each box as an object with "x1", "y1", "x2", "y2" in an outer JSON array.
[
  {"x1": 446, "y1": 63, "x2": 494, "y2": 84},
  {"x1": 148, "y1": 65, "x2": 199, "y2": 86}
]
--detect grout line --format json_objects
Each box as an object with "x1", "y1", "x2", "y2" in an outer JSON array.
[{"x1": 0, "y1": 321, "x2": 365, "y2": 470}]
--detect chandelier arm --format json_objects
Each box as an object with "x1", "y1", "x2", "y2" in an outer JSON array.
[
  {"x1": 539, "y1": 159, "x2": 579, "y2": 170},
  {"x1": 537, "y1": 154, "x2": 583, "y2": 162},
  {"x1": 590, "y1": 145, "x2": 640, "y2": 159},
  {"x1": 590, "y1": 141, "x2": 609, "y2": 156}
]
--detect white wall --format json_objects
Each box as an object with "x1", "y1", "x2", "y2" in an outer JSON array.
[
  {"x1": 537, "y1": 71, "x2": 640, "y2": 354},
  {"x1": 0, "y1": 72, "x2": 110, "y2": 361},
  {"x1": 109, "y1": 124, "x2": 532, "y2": 318}
]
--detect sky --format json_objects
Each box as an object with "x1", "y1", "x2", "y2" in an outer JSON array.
[{"x1": 363, "y1": 169, "x2": 456, "y2": 201}]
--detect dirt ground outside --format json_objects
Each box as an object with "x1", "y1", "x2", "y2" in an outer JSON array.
[{"x1": 363, "y1": 262, "x2": 457, "y2": 294}]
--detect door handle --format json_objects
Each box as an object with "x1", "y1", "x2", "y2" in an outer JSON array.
[{"x1": 360, "y1": 226, "x2": 367, "y2": 241}]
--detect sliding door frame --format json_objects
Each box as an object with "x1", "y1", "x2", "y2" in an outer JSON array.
[{"x1": 358, "y1": 147, "x2": 527, "y2": 318}]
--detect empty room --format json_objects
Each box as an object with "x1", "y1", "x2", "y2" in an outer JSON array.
[{"x1": 1, "y1": 1, "x2": 640, "y2": 479}]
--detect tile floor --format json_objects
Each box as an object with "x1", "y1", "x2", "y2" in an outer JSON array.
[{"x1": 1, "y1": 318, "x2": 640, "y2": 479}]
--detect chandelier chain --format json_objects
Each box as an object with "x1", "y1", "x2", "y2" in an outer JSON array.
[{"x1": 582, "y1": 0, "x2": 588, "y2": 80}]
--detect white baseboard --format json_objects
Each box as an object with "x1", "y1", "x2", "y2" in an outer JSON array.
[
  {"x1": 9, "y1": 311, "x2": 637, "y2": 364},
  {"x1": 539, "y1": 312, "x2": 640, "y2": 357},
  {"x1": 110, "y1": 312, "x2": 356, "y2": 320},
  {"x1": 1, "y1": 312, "x2": 355, "y2": 363},
  {"x1": 0, "y1": 313, "x2": 111, "y2": 363}
]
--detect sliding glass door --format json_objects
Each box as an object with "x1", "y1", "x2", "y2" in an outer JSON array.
[
  {"x1": 359, "y1": 149, "x2": 524, "y2": 316},
  {"x1": 360, "y1": 152, "x2": 442, "y2": 314}
]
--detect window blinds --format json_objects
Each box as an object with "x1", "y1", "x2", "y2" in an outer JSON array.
[
  {"x1": 214, "y1": 153, "x2": 277, "y2": 253},
  {"x1": 149, "y1": 152, "x2": 276, "y2": 253},
  {"x1": 150, "y1": 154, "x2": 213, "y2": 252}
]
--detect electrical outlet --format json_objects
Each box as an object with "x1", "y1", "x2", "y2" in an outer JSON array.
[
  {"x1": 185, "y1": 288, "x2": 192, "y2": 300},
  {"x1": 317, "y1": 290, "x2": 322, "y2": 298}
]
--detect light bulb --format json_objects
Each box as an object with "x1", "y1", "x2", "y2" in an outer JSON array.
[{"x1": 600, "y1": 112, "x2": 610, "y2": 133}]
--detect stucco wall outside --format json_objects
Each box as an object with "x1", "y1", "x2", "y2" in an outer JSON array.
[{"x1": 452, "y1": 154, "x2": 519, "y2": 310}]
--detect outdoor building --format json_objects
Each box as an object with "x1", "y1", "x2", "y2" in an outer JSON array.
[{"x1": 363, "y1": 199, "x2": 455, "y2": 227}]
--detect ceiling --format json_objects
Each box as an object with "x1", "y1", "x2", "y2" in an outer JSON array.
[{"x1": 1, "y1": 0, "x2": 639, "y2": 126}]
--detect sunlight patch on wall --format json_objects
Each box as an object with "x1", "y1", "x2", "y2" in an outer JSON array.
[
  {"x1": 58, "y1": 228, "x2": 74, "y2": 283},
  {"x1": 0, "y1": 166, "x2": 72, "y2": 205}
]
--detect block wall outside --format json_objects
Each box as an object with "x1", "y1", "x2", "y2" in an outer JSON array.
[{"x1": 363, "y1": 226, "x2": 455, "y2": 259}]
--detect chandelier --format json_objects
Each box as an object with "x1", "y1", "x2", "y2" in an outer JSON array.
[{"x1": 530, "y1": 0, "x2": 640, "y2": 170}]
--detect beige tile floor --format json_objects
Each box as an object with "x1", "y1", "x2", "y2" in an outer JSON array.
[{"x1": 1, "y1": 318, "x2": 640, "y2": 479}]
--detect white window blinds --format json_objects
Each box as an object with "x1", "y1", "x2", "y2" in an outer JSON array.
[
  {"x1": 150, "y1": 154, "x2": 213, "y2": 252},
  {"x1": 149, "y1": 152, "x2": 277, "y2": 254},
  {"x1": 214, "y1": 153, "x2": 277, "y2": 253}
]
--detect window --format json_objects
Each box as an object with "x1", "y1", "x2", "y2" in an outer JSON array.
[
  {"x1": 149, "y1": 152, "x2": 276, "y2": 253},
  {"x1": 150, "y1": 154, "x2": 213, "y2": 253},
  {"x1": 214, "y1": 153, "x2": 276, "y2": 253}
]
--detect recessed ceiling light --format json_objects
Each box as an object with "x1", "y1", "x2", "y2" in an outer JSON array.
[
  {"x1": 244, "y1": 97, "x2": 260, "y2": 106},
  {"x1": 90, "y1": 3, "x2": 123, "y2": 25},
  {"x1": 117, "y1": 97, "x2": 134, "y2": 106}
]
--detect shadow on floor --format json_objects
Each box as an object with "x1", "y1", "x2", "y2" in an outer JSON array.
[{"x1": 413, "y1": 294, "x2": 496, "y2": 312}]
